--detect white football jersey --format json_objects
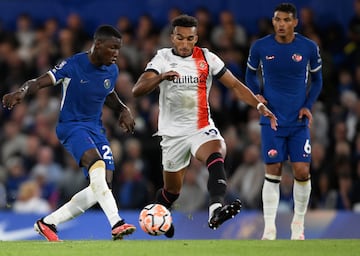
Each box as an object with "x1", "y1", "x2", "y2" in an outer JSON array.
[{"x1": 145, "y1": 47, "x2": 226, "y2": 136}]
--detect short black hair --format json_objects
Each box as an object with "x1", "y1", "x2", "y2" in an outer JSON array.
[
  {"x1": 94, "y1": 25, "x2": 122, "y2": 40},
  {"x1": 171, "y1": 14, "x2": 198, "y2": 30},
  {"x1": 274, "y1": 3, "x2": 297, "y2": 18}
]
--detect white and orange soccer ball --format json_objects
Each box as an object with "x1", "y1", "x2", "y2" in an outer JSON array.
[{"x1": 139, "y1": 203, "x2": 172, "y2": 236}]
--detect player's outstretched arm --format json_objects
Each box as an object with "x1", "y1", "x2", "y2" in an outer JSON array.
[
  {"x1": 132, "y1": 70, "x2": 180, "y2": 97},
  {"x1": 2, "y1": 73, "x2": 53, "y2": 110},
  {"x1": 218, "y1": 70, "x2": 278, "y2": 130}
]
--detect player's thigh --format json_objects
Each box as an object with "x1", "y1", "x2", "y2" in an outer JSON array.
[
  {"x1": 61, "y1": 128, "x2": 99, "y2": 167},
  {"x1": 288, "y1": 126, "x2": 311, "y2": 163},
  {"x1": 160, "y1": 135, "x2": 192, "y2": 172},
  {"x1": 261, "y1": 125, "x2": 288, "y2": 163},
  {"x1": 93, "y1": 132, "x2": 115, "y2": 171},
  {"x1": 190, "y1": 125, "x2": 225, "y2": 162}
]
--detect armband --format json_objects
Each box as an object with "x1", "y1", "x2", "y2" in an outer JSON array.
[{"x1": 256, "y1": 102, "x2": 264, "y2": 110}]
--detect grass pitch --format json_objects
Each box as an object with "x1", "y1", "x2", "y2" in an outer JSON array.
[{"x1": 0, "y1": 239, "x2": 359, "y2": 256}]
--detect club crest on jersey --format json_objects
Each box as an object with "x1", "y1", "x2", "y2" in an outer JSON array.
[
  {"x1": 198, "y1": 60, "x2": 207, "y2": 70},
  {"x1": 103, "y1": 79, "x2": 111, "y2": 89},
  {"x1": 292, "y1": 53, "x2": 303, "y2": 62}
]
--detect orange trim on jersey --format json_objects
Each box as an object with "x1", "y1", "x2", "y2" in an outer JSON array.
[{"x1": 192, "y1": 47, "x2": 209, "y2": 129}]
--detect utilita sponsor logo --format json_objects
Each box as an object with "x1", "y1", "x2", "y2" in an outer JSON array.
[{"x1": 173, "y1": 74, "x2": 207, "y2": 84}]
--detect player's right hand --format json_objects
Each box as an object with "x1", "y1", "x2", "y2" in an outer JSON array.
[
  {"x1": 255, "y1": 94, "x2": 267, "y2": 105},
  {"x1": 161, "y1": 71, "x2": 180, "y2": 81},
  {"x1": 258, "y1": 104, "x2": 278, "y2": 131},
  {"x1": 2, "y1": 91, "x2": 25, "y2": 110}
]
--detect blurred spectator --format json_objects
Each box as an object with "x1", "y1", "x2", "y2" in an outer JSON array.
[
  {"x1": 311, "y1": 172, "x2": 338, "y2": 209},
  {"x1": 350, "y1": 159, "x2": 360, "y2": 211},
  {"x1": 337, "y1": 68, "x2": 354, "y2": 95},
  {"x1": 5, "y1": 156, "x2": 29, "y2": 204},
  {"x1": 30, "y1": 165, "x2": 59, "y2": 210},
  {"x1": 12, "y1": 180, "x2": 51, "y2": 214},
  {"x1": 245, "y1": 120, "x2": 262, "y2": 147},
  {"x1": 222, "y1": 125, "x2": 243, "y2": 178},
  {"x1": 0, "y1": 35, "x2": 30, "y2": 89},
  {"x1": 310, "y1": 141, "x2": 331, "y2": 206},
  {"x1": 0, "y1": 165, "x2": 7, "y2": 209},
  {"x1": 116, "y1": 16, "x2": 140, "y2": 74},
  {"x1": 175, "y1": 158, "x2": 208, "y2": 212},
  {"x1": 211, "y1": 10, "x2": 247, "y2": 49},
  {"x1": 278, "y1": 163, "x2": 294, "y2": 213},
  {"x1": 159, "y1": 7, "x2": 183, "y2": 47},
  {"x1": 57, "y1": 27, "x2": 77, "y2": 58},
  {"x1": 297, "y1": 6, "x2": 320, "y2": 37},
  {"x1": 22, "y1": 134, "x2": 41, "y2": 170},
  {"x1": 56, "y1": 153, "x2": 88, "y2": 206},
  {"x1": 228, "y1": 144, "x2": 264, "y2": 209},
  {"x1": 254, "y1": 17, "x2": 273, "y2": 39},
  {"x1": 194, "y1": 7, "x2": 214, "y2": 48},
  {"x1": 32, "y1": 145, "x2": 63, "y2": 184},
  {"x1": 340, "y1": 91, "x2": 359, "y2": 141},
  {"x1": 336, "y1": 171, "x2": 353, "y2": 210},
  {"x1": 1, "y1": 120, "x2": 27, "y2": 167},
  {"x1": 116, "y1": 159, "x2": 151, "y2": 209},
  {"x1": 65, "y1": 13, "x2": 91, "y2": 52},
  {"x1": 15, "y1": 13, "x2": 36, "y2": 63},
  {"x1": 311, "y1": 102, "x2": 329, "y2": 147}
]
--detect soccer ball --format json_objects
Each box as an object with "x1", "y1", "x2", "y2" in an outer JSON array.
[{"x1": 139, "y1": 203, "x2": 172, "y2": 236}]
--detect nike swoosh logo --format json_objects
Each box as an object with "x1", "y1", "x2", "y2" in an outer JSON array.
[{"x1": 80, "y1": 79, "x2": 89, "y2": 83}]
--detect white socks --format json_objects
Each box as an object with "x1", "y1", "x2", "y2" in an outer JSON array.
[
  {"x1": 44, "y1": 186, "x2": 96, "y2": 226},
  {"x1": 44, "y1": 160, "x2": 121, "y2": 228},
  {"x1": 262, "y1": 174, "x2": 311, "y2": 240},
  {"x1": 262, "y1": 175, "x2": 281, "y2": 231},
  {"x1": 89, "y1": 160, "x2": 121, "y2": 227},
  {"x1": 292, "y1": 179, "x2": 311, "y2": 223}
]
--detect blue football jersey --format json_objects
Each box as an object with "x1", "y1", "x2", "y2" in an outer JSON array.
[
  {"x1": 246, "y1": 33, "x2": 322, "y2": 127},
  {"x1": 48, "y1": 52, "x2": 118, "y2": 125}
]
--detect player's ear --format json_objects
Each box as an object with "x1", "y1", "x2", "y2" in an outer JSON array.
[
  {"x1": 94, "y1": 39, "x2": 102, "y2": 49},
  {"x1": 293, "y1": 18, "x2": 299, "y2": 27},
  {"x1": 194, "y1": 35, "x2": 198, "y2": 44},
  {"x1": 170, "y1": 33, "x2": 176, "y2": 43}
]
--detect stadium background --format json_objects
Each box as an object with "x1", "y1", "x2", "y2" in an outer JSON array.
[{"x1": 0, "y1": 0, "x2": 359, "y2": 240}]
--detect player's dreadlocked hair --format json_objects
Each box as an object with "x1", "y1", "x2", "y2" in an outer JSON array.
[
  {"x1": 94, "y1": 25, "x2": 122, "y2": 41},
  {"x1": 171, "y1": 14, "x2": 198, "y2": 30},
  {"x1": 274, "y1": 3, "x2": 297, "y2": 18}
]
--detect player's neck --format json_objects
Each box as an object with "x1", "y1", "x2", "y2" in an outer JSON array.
[{"x1": 274, "y1": 33, "x2": 295, "y2": 44}]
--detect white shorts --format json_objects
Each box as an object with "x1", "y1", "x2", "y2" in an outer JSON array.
[{"x1": 160, "y1": 125, "x2": 224, "y2": 172}]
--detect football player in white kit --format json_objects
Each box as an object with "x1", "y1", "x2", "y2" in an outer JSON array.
[{"x1": 133, "y1": 14, "x2": 277, "y2": 238}]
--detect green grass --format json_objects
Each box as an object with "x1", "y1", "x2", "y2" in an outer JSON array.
[{"x1": 0, "y1": 240, "x2": 359, "y2": 256}]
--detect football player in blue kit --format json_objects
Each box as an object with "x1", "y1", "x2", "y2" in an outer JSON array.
[
  {"x1": 2, "y1": 25, "x2": 136, "y2": 241},
  {"x1": 245, "y1": 3, "x2": 323, "y2": 240}
]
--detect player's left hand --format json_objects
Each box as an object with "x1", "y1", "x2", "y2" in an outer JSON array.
[
  {"x1": 118, "y1": 108, "x2": 135, "y2": 133},
  {"x1": 299, "y1": 108, "x2": 312, "y2": 128}
]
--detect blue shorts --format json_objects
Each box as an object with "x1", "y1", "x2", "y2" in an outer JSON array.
[
  {"x1": 260, "y1": 125, "x2": 311, "y2": 164},
  {"x1": 56, "y1": 123, "x2": 115, "y2": 176}
]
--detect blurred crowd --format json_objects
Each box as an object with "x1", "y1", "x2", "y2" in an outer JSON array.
[{"x1": 1, "y1": 3, "x2": 360, "y2": 215}]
